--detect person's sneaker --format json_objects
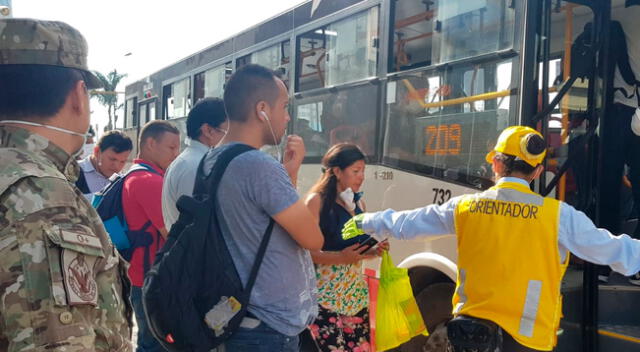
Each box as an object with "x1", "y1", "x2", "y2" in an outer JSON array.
[{"x1": 629, "y1": 273, "x2": 640, "y2": 286}]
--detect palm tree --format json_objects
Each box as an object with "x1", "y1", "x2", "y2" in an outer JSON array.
[{"x1": 91, "y1": 69, "x2": 127, "y2": 131}]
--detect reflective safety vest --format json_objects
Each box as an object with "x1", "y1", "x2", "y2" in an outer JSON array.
[{"x1": 452, "y1": 180, "x2": 569, "y2": 351}]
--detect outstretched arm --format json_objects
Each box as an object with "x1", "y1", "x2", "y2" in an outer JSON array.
[
  {"x1": 344, "y1": 197, "x2": 460, "y2": 241},
  {"x1": 559, "y1": 203, "x2": 640, "y2": 276}
]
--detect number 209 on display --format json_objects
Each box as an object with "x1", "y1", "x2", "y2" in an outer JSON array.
[{"x1": 423, "y1": 123, "x2": 462, "y2": 156}]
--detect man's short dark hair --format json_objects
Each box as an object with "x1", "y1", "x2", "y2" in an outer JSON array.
[
  {"x1": 186, "y1": 98, "x2": 226, "y2": 140},
  {"x1": 98, "y1": 130, "x2": 133, "y2": 153},
  {"x1": 223, "y1": 64, "x2": 280, "y2": 122},
  {"x1": 0, "y1": 65, "x2": 85, "y2": 120},
  {"x1": 139, "y1": 120, "x2": 180, "y2": 150}
]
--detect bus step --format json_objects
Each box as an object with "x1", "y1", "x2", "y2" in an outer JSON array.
[
  {"x1": 599, "y1": 284, "x2": 640, "y2": 326},
  {"x1": 599, "y1": 324, "x2": 640, "y2": 349}
]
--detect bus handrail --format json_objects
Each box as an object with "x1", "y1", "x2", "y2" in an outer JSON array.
[{"x1": 400, "y1": 78, "x2": 514, "y2": 109}]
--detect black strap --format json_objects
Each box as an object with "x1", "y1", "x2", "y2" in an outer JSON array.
[
  {"x1": 193, "y1": 144, "x2": 254, "y2": 199},
  {"x1": 137, "y1": 220, "x2": 153, "y2": 273},
  {"x1": 195, "y1": 144, "x2": 275, "y2": 295},
  {"x1": 245, "y1": 219, "x2": 275, "y2": 293},
  {"x1": 75, "y1": 170, "x2": 91, "y2": 195}
]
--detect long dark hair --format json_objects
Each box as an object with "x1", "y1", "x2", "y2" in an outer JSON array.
[{"x1": 309, "y1": 143, "x2": 366, "y2": 223}]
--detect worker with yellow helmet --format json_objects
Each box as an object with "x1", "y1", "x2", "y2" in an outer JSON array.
[{"x1": 343, "y1": 126, "x2": 640, "y2": 352}]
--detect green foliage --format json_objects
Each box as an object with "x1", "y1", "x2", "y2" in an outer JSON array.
[{"x1": 91, "y1": 69, "x2": 127, "y2": 131}]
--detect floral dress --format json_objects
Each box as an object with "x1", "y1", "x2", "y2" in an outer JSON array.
[{"x1": 309, "y1": 201, "x2": 371, "y2": 352}]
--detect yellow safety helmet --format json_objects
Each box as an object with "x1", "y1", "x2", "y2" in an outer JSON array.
[{"x1": 485, "y1": 126, "x2": 546, "y2": 167}]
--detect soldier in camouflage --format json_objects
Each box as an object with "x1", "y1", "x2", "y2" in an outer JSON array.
[{"x1": 0, "y1": 19, "x2": 133, "y2": 351}]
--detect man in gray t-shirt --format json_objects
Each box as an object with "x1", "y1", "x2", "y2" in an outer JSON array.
[
  {"x1": 211, "y1": 64, "x2": 324, "y2": 351},
  {"x1": 205, "y1": 144, "x2": 318, "y2": 336}
]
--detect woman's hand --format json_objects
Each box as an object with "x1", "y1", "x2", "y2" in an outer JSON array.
[
  {"x1": 363, "y1": 239, "x2": 389, "y2": 257},
  {"x1": 341, "y1": 243, "x2": 377, "y2": 264}
]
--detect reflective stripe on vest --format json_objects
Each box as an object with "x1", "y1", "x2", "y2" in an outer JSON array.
[{"x1": 452, "y1": 181, "x2": 568, "y2": 351}]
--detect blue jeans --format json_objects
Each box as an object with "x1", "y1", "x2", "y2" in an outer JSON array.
[
  {"x1": 130, "y1": 286, "x2": 166, "y2": 352},
  {"x1": 223, "y1": 322, "x2": 299, "y2": 352}
]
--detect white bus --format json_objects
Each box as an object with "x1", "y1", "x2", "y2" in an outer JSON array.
[{"x1": 123, "y1": 0, "x2": 640, "y2": 350}]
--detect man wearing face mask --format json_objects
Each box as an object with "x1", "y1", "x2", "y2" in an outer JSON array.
[
  {"x1": 79, "y1": 125, "x2": 96, "y2": 159},
  {"x1": 0, "y1": 19, "x2": 133, "y2": 351},
  {"x1": 162, "y1": 97, "x2": 228, "y2": 230},
  {"x1": 76, "y1": 130, "x2": 133, "y2": 201}
]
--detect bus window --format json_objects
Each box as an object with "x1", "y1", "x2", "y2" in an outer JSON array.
[
  {"x1": 392, "y1": 0, "x2": 515, "y2": 71},
  {"x1": 293, "y1": 84, "x2": 379, "y2": 159},
  {"x1": 194, "y1": 63, "x2": 229, "y2": 102},
  {"x1": 139, "y1": 103, "x2": 148, "y2": 124},
  {"x1": 251, "y1": 41, "x2": 291, "y2": 86},
  {"x1": 433, "y1": 0, "x2": 516, "y2": 65},
  {"x1": 125, "y1": 97, "x2": 137, "y2": 128},
  {"x1": 391, "y1": 0, "x2": 437, "y2": 71},
  {"x1": 236, "y1": 54, "x2": 251, "y2": 70},
  {"x1": 163, "y1": 77, "x2": 191, "y2": 119},
  {"x1": 383, "y1": 58, "x2": 516, "y2": 188},
  {"x1": 149, "y1": 102, "x2": 156, "y2": 121},
  {"x1": 297, "y1": 7, "x2": 379, "y2": 91}
]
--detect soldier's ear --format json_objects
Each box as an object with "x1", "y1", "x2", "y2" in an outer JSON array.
[{"x1": 68, "y1": 80, "x2": 90, "y2": 118}]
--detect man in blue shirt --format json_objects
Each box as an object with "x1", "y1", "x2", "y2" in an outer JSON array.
[
  {"x1": 162, "y1": 97, "x2": 228, "y2": 229},
  {"x1": 77, "y1": 130, "x2": 132, "y2": 201},
  {"x1": 202, "y1": 64, "x2": 324, "y2": 351}
]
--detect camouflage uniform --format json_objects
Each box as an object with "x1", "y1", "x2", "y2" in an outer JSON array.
[
  {"x1": 0, "y1": 126, "x2": 133, "y2": 351},
  {"x1": 0, "y1": 18, "x2": 132, "y2": 351}
]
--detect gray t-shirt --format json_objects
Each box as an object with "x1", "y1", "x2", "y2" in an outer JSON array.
[{"x1": 204, "y1": 143, "x2": 318, "y2": 336}]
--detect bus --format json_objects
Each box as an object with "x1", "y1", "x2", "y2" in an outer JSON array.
[{"x1": 122, "y1": 0, "x2": 640, "y2": 350}]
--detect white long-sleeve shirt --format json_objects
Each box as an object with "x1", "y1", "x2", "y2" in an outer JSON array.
[{"x1": 362, "y1": 177, "x2": 640, "y2": 276}]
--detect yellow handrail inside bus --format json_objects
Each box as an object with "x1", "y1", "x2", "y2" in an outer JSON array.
[
  {"x1": 400, "y1": 79, "x2": 513, "y2": 109},
  {"x1": 399, "y1": 79, "x2": 559, "y2": 110}
]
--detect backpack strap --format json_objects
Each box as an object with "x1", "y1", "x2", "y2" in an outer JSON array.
[
  {"x1": 245, "y1": 219, "x2": 275, "y2": 293},
  {"x1": 127, "y1": 162, "x2": 160, "y2": 176},
  {"x1": 75, "y1": 169, "x2": 91, "y2": 195},
  {"x1": 195, "y1": 144, "x2": 274, "y2": 295},
  {"x1": 194, "y1": 144, "x2": 255, "y2": 199}
]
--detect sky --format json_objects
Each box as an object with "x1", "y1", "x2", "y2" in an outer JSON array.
[{"x1": 11, "y1": 0, "x2": 305, "y2": 134}]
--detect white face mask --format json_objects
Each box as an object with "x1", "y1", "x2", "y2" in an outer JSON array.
[
  {"x1": 339, "y1": 187, "x2": 357, "y2": 212},
  {"x1": 0, "y1": 120, "x2": 90, "y2": 158},
  {"x1": 81, "y1": 143, "x2": 95, "y2": 159}
]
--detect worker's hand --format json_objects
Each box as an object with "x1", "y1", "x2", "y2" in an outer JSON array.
[{"x1": 342, "y1": 214, "x2": 365, "y2": 240}]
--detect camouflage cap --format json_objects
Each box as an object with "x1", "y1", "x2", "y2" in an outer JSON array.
[{"x1": 0, "y1": 18, "x2": 103, "y2": 88}]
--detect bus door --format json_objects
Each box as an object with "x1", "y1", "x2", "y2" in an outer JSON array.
[{"x1": 526, "y1": 0, "x2": 640, "y2": 350}]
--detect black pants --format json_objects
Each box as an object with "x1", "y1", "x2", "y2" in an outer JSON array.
[
  {"x1": 600, "y1": 103, "x2": 640, "y2": 237},
  {"x1": 502, "y1": 332, "x2": 539, "y2": 352}
]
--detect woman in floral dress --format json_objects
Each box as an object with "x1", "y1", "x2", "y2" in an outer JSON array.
[{"x1": 304, "y1": 143, "x2": 388, "y2": 351}]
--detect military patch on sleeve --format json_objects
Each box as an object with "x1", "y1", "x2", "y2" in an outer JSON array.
[
  {"x1": 61, "y1": 229, "x2": 102, "y2": 249},
  {"x1": 62, "y1": 249, "x2": 98, "y2": 306}
]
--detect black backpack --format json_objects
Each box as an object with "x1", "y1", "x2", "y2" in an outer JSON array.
[
  {"x1": 142, "y1": 144, "x2": 275, "y2": 352},
  {"x1": 92, "y1": 163, "x2": 160, "y2": 268}
]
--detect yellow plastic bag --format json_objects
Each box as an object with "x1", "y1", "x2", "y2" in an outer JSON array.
[{"x1": 375, "y1": 251, "x2": 428, "y2": 351}]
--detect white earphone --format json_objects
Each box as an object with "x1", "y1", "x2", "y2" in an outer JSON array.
[{"x1": 260, "y1": 110, "x2": 282, "y2": 161}]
